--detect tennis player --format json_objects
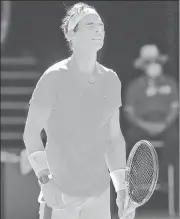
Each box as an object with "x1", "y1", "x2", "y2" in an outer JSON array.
[{"x1": 23, "y1": 2, "x2": 135, "y2": 219}]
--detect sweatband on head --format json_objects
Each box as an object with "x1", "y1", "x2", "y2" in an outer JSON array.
[
  {"x1": 67, "y1": 8, "x2": 99, "y2": 32},
  {"x1": 28, "y1": 151, "x2": 50, "y2": 176},
  {"x1": 110, "y1": 168, "x2": 126, "y2": 192}
]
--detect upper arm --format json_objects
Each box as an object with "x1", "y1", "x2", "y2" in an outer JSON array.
[
  {"x1": 29, "y1": 71, "x2": 57, "y2": 109},
  {"x1": 107, "y1": 71, "x2": 123, "y2": 140},
  {"x1": 24, "y1": 104, "x2": 50, "y2": 135},
  {"x1": 112, "y1": 71, "x2": 122, "y2": 108},
  {"x1": 24, "y1": 71, "x2": 58, "y2": 134},
  {"x1": 107, "y1": 108, "x2": 122, "y2": 141}
]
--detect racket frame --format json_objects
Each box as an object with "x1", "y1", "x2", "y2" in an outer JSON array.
[{"x1": 123, "y1": 140, "x2": 159, "y2": 217}]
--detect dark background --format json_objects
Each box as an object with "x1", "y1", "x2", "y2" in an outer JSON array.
[{"x1": 3, "y1": 1, "x2": 179, "y2": 78}]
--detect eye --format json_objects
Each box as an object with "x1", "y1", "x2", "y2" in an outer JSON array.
[
  {"x1": 99, "y1": 23, "x2": 104, "y2": 29},
  {"x1": 86, "y1": 23, "x2": 94, "y2": 26}
]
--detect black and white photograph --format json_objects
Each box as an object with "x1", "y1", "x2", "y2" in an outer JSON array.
[{"x1": 1, "y1": 1, "x2": 179, "y2": 219}]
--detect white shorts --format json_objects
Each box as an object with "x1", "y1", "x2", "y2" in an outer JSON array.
[{"x1": 39, "y1": 187, "x2": 111, "y2": 219}]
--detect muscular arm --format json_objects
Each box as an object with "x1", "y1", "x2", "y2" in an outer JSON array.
[
  {"x1": 23, "y1": 104, "x2": 50, "y2": 154},
  {"x1": 105, "y1": 107, "x2": 127, "y2": 215},
  {"x1": 23, "y1": 70, "x2": 57, "y2": 177},
  {"x1": 23, "y1": 105, "x2": 51, "y2": 177},
  {"x1": 105, "y1": 108, "x2": 126, "y2": 172}
]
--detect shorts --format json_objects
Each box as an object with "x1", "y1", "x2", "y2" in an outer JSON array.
[{"x1": 39, "y1": 187, "x2": 111, "y2": 219}]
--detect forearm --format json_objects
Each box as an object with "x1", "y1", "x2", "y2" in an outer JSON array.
[
  {"x1": 23, "y1": 128, "x2": 45, "y2": 155},
  {"x1": 105, "y1": 134, "x2": 126, "y2": 172},
  {"x1": 23, "y1": 128, "x2": 50, "y2": 177}
]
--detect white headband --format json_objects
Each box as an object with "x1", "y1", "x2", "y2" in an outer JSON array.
[{"x1": 67, "y1": 8, "x2": 99, "y2": 32}]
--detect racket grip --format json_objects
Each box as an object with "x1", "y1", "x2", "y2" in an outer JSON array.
[{"x1": 120, "y1": 205, "x2": 136, "y2": 219}]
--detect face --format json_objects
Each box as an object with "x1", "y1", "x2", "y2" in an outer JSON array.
[
  {"x1": 145, "y1": 62, "x2": 162, "y2": 78},
  {"x1": 71, "y1": 13, "x2": 105, "y2": 52}
]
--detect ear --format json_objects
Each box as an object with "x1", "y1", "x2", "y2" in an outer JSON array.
[{"x1": 65, "y1": 30, "x2": 76, "y2": 42}]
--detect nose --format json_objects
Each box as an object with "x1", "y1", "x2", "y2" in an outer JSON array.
[
  {"x1": 96, "y1": 26, "x2": 104, "y2": 33},
  {"x1": 96, "y1": 28, "x2": 104, "y2": 39}
]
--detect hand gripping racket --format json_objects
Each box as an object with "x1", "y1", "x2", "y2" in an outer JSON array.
[{"x1": 121, "y1": 140, "x2": 159, "y2": 219}]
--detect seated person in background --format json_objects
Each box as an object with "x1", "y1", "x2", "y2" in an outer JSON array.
[{"x1": 123, "y1": 44, "x2": 179, "y2": 183}]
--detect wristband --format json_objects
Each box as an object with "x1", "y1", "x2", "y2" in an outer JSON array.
[
  {"x1": 110, "y1": 168, "x2": 126, "y2": 192},
  {"x1": 28, "y1": 151, "x2": 50, "y2": 176}
]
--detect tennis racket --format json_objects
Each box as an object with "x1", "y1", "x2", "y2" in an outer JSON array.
[{"x1": 120, "y1": 140, "x2": 159, "y2": 219}]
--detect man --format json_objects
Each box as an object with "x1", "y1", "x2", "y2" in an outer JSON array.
[
  {"x1": 124, "y1": 44, "x2": 179, "y2": 199},
  {"x1": 124, "y1": 44, "x2": 178, "y2": 150},
  {"x1": 23, "y1": 3, "x2": 135, "y2": 219}
]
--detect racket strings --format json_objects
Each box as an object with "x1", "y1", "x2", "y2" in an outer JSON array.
[{"x1": 128, "y1": 144, "x2": 156, "y2": 204}]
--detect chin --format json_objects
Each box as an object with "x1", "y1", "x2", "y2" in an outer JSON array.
[
  {"x1": 89, "y1": 46, "x2": 103, "y2": 54},
  {"x1": 97, "y1": 46, "x2": 103, "y2": 52},
  {"x1": 93, "y1": 42, "x2": 104, "y2": 51}
]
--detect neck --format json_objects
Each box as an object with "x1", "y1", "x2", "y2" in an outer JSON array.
[{"x1": 72, "y1": 49, "x2": 97, "y2": 75}]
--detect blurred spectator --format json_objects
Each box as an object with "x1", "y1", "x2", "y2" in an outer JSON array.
[
  {"x1": 1, "y1": 150, "x2": 32, "y2": 175},
  {"x1": 1, "y1": 151, "x2": 20, "y2": 164},
  {"x1": 123, "y1": 44, "x2": 179, "y2": 184}
]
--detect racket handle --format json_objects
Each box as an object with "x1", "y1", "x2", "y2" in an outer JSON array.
[{"x1": 120, "y1": 205, "x2": 136, "y2": 219}]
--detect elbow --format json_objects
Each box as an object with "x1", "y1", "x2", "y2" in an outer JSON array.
[
  {"x1": 23, "y1": 128, "x2": 30, "y2": 155},
  {"x1": 23, "y1": 124, "x2": 40, "y2": 145},
  {"x1": 23, "y1": 126, "x2": 28, "y2": 144},
  {"x1": 113, "y1": 131, "x2": 125, "y2": 143},
  {"x1": 23, "y1": 125, "x2": 43, "y2": 155},
  {"x1": 23, "y1": 126, "x2": 31, "y2": 151},
  {"x1": 23, "y1": 123, "x2": 32, "y2": 143},
  {"x1": 107, "y1": 133, "x2": 126, "y2": 152},
  {"x1": 23, "y1": 130, "x2": 29, "y2": 146},
  {"x1": 111, "y1": 133, "x2": 126, "y2": 152}
]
